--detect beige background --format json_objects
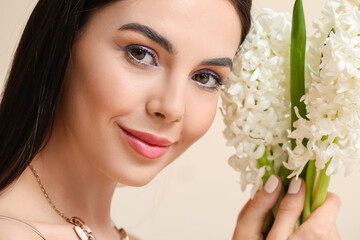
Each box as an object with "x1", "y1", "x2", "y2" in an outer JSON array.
[{"x1": 1, "y1": 0, "x2": 359, "y2": 239}]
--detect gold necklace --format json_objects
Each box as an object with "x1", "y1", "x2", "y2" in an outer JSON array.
[{"x1": 29, "y1": 164, "x2": 129, "y2": 240}]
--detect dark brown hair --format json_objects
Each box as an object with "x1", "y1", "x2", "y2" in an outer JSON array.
[{"x1": 0, "y1": 0, "x2": 252, "y2": 191}]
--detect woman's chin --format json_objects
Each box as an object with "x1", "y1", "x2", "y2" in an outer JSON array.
[{"x1": 116, "y1": 174, "x2": 157, "y2": 187}]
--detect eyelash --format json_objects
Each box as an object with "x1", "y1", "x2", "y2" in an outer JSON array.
[
  {"x1": 190, "y1": 70, "x2": 224, "y2": 90},
  {"x1": 118, "y1": 44, "x2": 159, "y2": 68},
  {"x1": 117, "y1": 43, "x2": 224, "y2": 90}
]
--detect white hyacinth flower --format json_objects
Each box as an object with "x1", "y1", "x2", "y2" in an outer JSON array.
[
  {"x1": 307, "y1": 0, "x2": 360, "y2": 82},
  {"x1": 221, "y1": 9, "x2": 292, "y2": 197},
  {"x1": 286, "y1": 0, "x2": 360, "y2": 178}
]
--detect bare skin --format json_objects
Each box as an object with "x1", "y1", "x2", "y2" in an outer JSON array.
[
  {"x1": 233, "y1": 176, "x2": 341, "y2": 240},
  {"x1": 0, "y1": 0, "x2": 240, "y2": 239},
  {"x1": 0, "y1": 0, "x2": 341, "y2": 239}
]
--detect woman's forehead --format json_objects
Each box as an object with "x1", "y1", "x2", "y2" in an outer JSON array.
[{"x1": 87, "y1": 0, "x2": 242, "y2": 55}]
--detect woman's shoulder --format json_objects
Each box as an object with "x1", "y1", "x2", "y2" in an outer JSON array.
[
  {"x1": 0, "y1": 172, "x2": 78, "y2": 240},
  {"x1": 0, "y1": 215, "x2": 47, "y2": 240},
  {"x1": 0, "y1": 214, "x2": 81, "y2": 240},
  {"x1": 0, "y1": 177, "x2": 48, "y2": 239}
]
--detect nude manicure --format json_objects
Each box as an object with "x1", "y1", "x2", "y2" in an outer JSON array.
[
  {"x1": 264, "y1": 175, "x2": 279, "y2": 194},
  {"x1": 288, "y1": 178, "x2": 302, "y2": 194}
]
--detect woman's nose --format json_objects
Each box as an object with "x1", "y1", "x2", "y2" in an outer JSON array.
[{"x1": 146, "y1": 75, "x2": 186, "y2": 123}]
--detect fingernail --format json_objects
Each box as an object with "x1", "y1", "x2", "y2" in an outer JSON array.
[
  {"x1": 264, "y1": 175, "x2": 279, "y2": 194},
  {"x1": 288, "y1": 178, "x2": 302, "y2": 194}
]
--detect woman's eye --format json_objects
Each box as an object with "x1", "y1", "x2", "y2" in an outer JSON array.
[
  {"x1": 119, "y1": 44, "x2": 159, "y2": 67},
  {"x1": 191, "y1": 71, "x2": 223, "y2": 90}
]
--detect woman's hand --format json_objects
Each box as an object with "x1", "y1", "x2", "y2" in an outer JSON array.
[{"x1": 232, "y1": 175, "x2": 341, "y2": 240}]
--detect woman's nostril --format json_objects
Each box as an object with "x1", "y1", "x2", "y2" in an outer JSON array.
[{"x1": 155, "y1": 112, "x2": 165, "y2": 118}]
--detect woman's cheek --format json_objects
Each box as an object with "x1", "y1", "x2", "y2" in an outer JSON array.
[{"x1": 181, "y1": 91, "x2": 219, "y2": 147}]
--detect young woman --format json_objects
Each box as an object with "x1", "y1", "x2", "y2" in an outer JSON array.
[{"x1": 0, "y1": 0, "x2": 340, "y2": 239}]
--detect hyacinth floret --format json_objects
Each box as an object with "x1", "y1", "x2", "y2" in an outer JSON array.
[{"x1": 221, "y1": 9, "x2": 292, "y2": 197}]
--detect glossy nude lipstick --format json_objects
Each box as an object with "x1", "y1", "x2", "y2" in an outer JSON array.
[{"x1": 119, "y1": 126, "x2": 172, "y2": 159}]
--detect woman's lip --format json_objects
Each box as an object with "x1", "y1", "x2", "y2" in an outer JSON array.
[
  {"x1": 120, "y1": 127, "x2": 172, "y2": 147},
  {"x1": 119, "y1": 126, "x2": 172, "y2": 159}
]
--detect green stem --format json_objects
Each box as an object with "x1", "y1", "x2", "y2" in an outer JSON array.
[
  {"x1": 311, "y1": 159, "x2": 332, "y2": 212},
  {"x1": 295, "y1": 218, "x2": 301, "y2": 230},
  {"x1": 257, "y1": 147, "x2": 277, "y2": 235},
  {"x1": 257, "y1": 147, "x2": 275, "y2": 181},
  {"x1": 290, "y1": 0, "x2": 307, "y2": 149},
  {"x1": 302, "y1": 160, "x2": 316, "y2": 222},
  {"x1": 279, "y1": 165, "x2": 292, "y2": 191}
]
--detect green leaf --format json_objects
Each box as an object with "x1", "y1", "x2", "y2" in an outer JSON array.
[{"x1": 290, "y1": 0, "x2": 307, "y2": 150}]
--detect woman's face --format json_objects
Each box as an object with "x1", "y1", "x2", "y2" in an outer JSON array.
[{"x1": 58, "y1": 0, "x2": 242, "y2": 186}]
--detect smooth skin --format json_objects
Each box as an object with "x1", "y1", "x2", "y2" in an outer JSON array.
[
  {"x1": 233, "y1": 176, "x2": 341, "y2": 240},
  {"x1": 0, "y1": 0, "x2": 340, "y2": 239}
]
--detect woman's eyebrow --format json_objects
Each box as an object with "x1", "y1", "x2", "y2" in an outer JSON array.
[
  {"x1": 119, "y1": 23, "x2": 174, "y2": 54},
  {"x1": 119, "y1": 23, "x2": 233, "y2": 69},
  {"x1": 200, "y1": 58, "x2": 233, "y2": 70}
]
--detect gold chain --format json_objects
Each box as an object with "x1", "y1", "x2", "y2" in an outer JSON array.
[
  {"x1": 28, "y1": 164, "x2": 129, "y2": 240},
  {"x1": 29, "y1": 164, "x2": 72, "y2": 223}
]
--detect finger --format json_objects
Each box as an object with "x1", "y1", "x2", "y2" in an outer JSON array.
[
  {"x1": 237, "y1": 199, "x2": 251, "y2": 220},
  {"x1": 291, "y1": 192, "x2": 341, "y2": 240},
  {"x1": 290, "y1": 225, "x2": 341, "y2": 240},
  {"x1": 233, "y1": 175, "x2": 281, "y2": 240},
  {"x1": 304, "y1": 192, "x2": 341, "y2": 229},
  {"x1": 329, "y1": 225, "x2": 341, "y2": 240},
  {"x1": 267, "y1": 178, "x2": 305, "y2": 240}
]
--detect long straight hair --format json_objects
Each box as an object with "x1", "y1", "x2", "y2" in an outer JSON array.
[{"x1": 0, "y1": 0, "x2": 252, "y2": 192}]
